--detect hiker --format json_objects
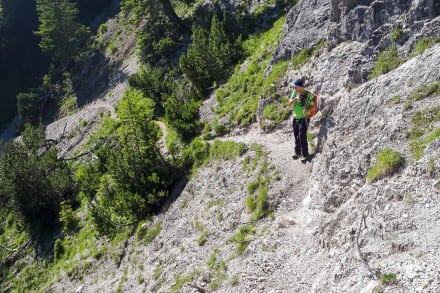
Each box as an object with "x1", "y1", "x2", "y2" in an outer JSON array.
[{"x1": 288, "y1": 79, "x2": 315, "y2": 162}]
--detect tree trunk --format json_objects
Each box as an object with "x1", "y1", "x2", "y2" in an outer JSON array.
[{"x1": 157, "y1": 0, "x2": 185, "y2": 28}]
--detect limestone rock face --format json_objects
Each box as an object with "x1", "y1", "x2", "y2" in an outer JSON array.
[{"x1": 274, "y1": 0, "x2": 440, "y2": 66}]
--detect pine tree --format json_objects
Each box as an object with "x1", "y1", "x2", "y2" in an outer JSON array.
[
  {"x1": 87, "y1": 89, "x2": 174, "y2": 233},
  {"x1": 179, "y1": 25, "x2": 213, "y2": 94},
  {"x1": 35, "y1": 0, "x2": 90, "y2": 66},
  {"x1": 0, "y1": 126, "x2": 76, "y2": 237}
]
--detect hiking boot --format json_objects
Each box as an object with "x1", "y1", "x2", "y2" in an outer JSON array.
[
  {"x1": 292, "y1": 154, "x2": 300, "y2": 160},
  {"x1": 300, "y1": 155, "x2": 309, "y2": 162}
]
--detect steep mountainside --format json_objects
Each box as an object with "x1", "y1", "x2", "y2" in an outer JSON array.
[{"x1": 8, "y1": 0, "x2": 439, "y2": 292}]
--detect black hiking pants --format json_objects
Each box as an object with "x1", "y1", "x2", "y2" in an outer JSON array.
[{"x1": 292, "y1": 118, "x2": 309, "y2": 156}]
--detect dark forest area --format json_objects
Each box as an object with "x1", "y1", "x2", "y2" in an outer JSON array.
[{"x1": 0, "y1": 0, "x2": 117, "y2": 128}]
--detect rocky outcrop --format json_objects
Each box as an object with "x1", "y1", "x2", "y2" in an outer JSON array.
[
  {"x1": 274, "y1": 0, "x2": 440, "y2": 83},
  {"x1": 304, "y1": 43, "x2": 440, "y2": 292}
]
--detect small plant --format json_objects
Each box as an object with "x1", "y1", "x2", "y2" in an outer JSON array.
[
  {"x1": 230, "y1": 274, "x2": 240, "y2": 286},
  {"x1": 406, "y1": 127, "x2": 424, "y2": 139},
  {"x1": 230, "y1": 225, "x2": 255, "y2": 255},
  {"x1": 108, "y1": 41, "x2": 117, "y2": 53},
  {"x1": 380, "y1": 273, "x2": 398, "y2": 285},
  {"x1": 409, "y1": 82, "x2": 439, "y2": 104},
  {"x1": 79, "y1": 118, "x2": 88, "y2": 127},
  {"x1": 171, "y1": 271, "x2": 199, "y2": 293},
  {"x1": 153, "y1": 265, "x2": 162, "y2": 280},
  {"x1": 390, "y1": 27, "x2": 403, "y2": 42},
  {"x1": 388, "y1": 96, "x2": 401, "y2": 106},
  {"x1": 292, "y1": 47, "x2": 313, "y2": 69},
  {"x1": 367, "y1": 148, "x2": 404, "y2": 183},
  {"x1": 198, "y1": 231, "x2": 209, "y2": 246},
  {"x1": 291, "y1": 40, "x2": 326, "y2": 69},
  {"x1": 136, "y1": 221, "x2": 162, "y2": 243}
]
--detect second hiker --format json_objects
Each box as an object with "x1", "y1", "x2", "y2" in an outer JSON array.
[{"x1": 288, "y1": 79, "x2": 315, "y2": 162}]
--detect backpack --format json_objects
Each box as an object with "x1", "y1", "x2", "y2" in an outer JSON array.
[{"x1": 306, "y1": 94, "x2": 318, "y2": 120}]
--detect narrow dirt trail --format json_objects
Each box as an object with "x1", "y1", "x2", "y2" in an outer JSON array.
[
  {"x1": 216, "y1": 124, "x2": 324, "y2": 291},
  {"x1": 219, "y1": 124, "x2": 312, "y2": 214}
]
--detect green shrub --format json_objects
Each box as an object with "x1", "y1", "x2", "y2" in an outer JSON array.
[
  {"x1": 367, "y1": 148, "x2": 404, "y2": 183},
  {"x1": 16, "y1": 92, "x2": 41, "y2": 126},
  {"x1": 369, "y1": 46, "x2": 404, "y2": 79}
]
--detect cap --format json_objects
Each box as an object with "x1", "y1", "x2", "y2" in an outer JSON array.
[{"x1": 293, "y1": 79, "x2": 304, "y2": 87}]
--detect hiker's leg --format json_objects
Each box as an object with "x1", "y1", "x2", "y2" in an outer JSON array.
[
  {"x1": 298, "y1": 118, "x2": 309, "y2": 156},
  {"x1": 292, "y1": 119, "x2": 301, "y2": 155}
]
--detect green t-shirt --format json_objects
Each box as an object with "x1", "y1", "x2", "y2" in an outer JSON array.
[{"x1": 290, "y1": 89, "x2": 314, "y2": 119}]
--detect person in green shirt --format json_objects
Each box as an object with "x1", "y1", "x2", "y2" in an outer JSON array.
[{"x1": 288, "y1": 79, "x2": 314, "y2": 162}]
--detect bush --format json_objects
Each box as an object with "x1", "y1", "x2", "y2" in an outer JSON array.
[{"x1": 367, "y1": 148, "x2": 404, "y2": 183}]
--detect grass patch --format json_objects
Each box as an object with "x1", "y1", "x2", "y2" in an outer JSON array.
[
  {"x1": 197, "y1": 230, "x2": 209, "y2": 246},
  {"x1": 214, "y1": 17, "x2": 287, "y2": 127},
  {"x1": 411, "y1": 36, "x2": 440, "y2": 56},
  {"x1": 369, "y1": 45, "x2": 405, "y2": 79},
  {"x1": 58, "y1": 96, "x2": 78, "y2": 117},
  {"x1": 171, "y1": 270, "x2": 199, "y2": 293},
  {"x1": 410, "y1": 128, "x2": 440, "y2": 160},
  {"x1": 246, "y1": 176, "x2": 270, "y2": 221},
  {"x1": 262, "y1": 97, "x2": 291, "y2": 124},
  {"x1": 404, "y1": 82, "x2": 440, "y2": 110},
  {"x1": 207, "y1": 249, "x2": 227, "y2": 289},
  {"x1": 367, "y1": 148, "x2": 404, "y2": 183},
  {"x1": 292, "y1": 40, "x2": 326, "y2": 69},
  {"x1": 136, "y1": 221, "x2": 162, "y2": 243},
  {"x1": 388, "y1": 96, "x2": 401, "y2": 106},
  {"x1": 209, "y1": 140, "x2": 247, "y2": 161}
]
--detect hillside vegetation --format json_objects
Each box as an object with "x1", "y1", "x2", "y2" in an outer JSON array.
[{"x1": 1, "y1": 0, "x2": 440, "y2": 292}]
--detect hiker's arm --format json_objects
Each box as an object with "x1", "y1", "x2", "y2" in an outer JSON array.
[{"x1": 288, "y1": 98, "x2": 298, "y2": 107}]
